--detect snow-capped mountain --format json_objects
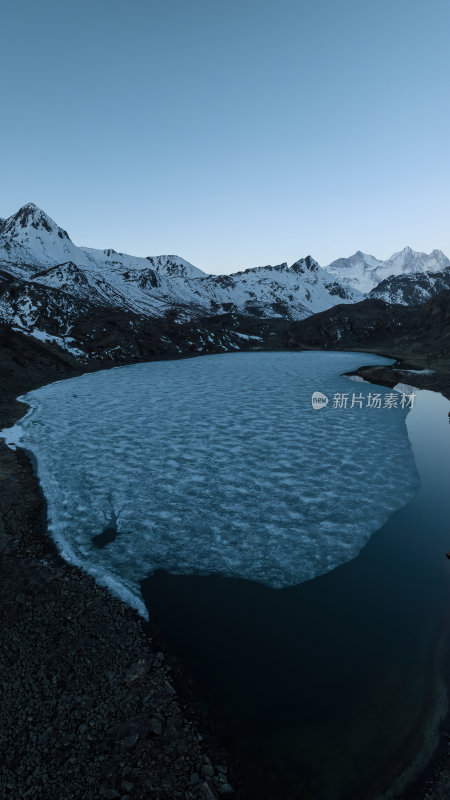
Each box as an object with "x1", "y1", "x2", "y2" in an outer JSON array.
[
  {"x1": 0, "y1": 203, "x2": 83, "y2": 268},
  {"x1": 1, "y1": 202, "x2": 449, "y2": 372},
  {"x1": 326, "y1": 247, "x2": 450, "y2": 293},
  {"x1": 369, "y1": 267, "x2": 450, "y2": 305},
  {"x1": 186, "y1": 256, "x2": 359, "y2": 320},
  {"x1": 0, "y1": 203, "x2": 359, "y2": 329},
  {"x1": 79, "y1": 249, "x2": 206, "y2": 280},
  {"x1": 0, "y1": 203, "x2": 205, "y2": 279},
  {"x1": 325, "y1": 251, "x2": 383, "y2": 294}
]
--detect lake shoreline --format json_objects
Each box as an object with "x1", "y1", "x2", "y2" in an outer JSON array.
[
  {"x1": 138, "y1": 375, "x2": 450, "y2": 800},
  {"x1": 0, "y1": 388, "x2": 230, "y2": 799},
  {"x1": 0, "y1": 347, "x2": 449, "y2": 799},
  {"x1": 345, "y1": 359, "x2": 450, "y2": 402}
]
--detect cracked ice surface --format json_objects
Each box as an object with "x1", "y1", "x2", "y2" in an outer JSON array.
[{"x1": 4, "y1": 352, "x2": 419, "y2": 616}]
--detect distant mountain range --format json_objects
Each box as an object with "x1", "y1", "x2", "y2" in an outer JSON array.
[
  {"x1": 0, "y1": 202, "x2": 449, "y2": 365},
  {"x1": 0, "y1": 203, "x2": 358, "y2": 324},
  {"x1": 326, "y1": 247, "x2": 450, "y2": 293}
]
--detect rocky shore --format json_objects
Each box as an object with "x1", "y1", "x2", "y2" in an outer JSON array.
[
  {"x1": 286, "y1": 290, "x2": 450, "y2": 402},
  {"x1": 1, "y1": 318, "x2": 449, "y2": 799},
  {"x1": 0, "y1": 359, "x2": 233, "y2": 799},
  {"x1": 342, "y1": 360, "x2": 450, "y2": 402}
]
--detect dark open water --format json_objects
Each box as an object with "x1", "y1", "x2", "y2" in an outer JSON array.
[{"x1": 142, "y1": 384, "x2": 450, "y2": 800}]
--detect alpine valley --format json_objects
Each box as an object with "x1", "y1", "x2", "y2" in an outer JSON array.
[
  {"x1": 1, "y1": 203, "x2": 450, "y2": 800},
  {"x1": 1, "y1": 202, "x2": 449, "y2": 400}
]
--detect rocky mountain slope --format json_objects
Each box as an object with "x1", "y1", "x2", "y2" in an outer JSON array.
[
  {"x1": 369, "y1": 268, "x2": 450, "y2": 305},
  {"x1": 286, "y1": 290, "x2": 449, "y2": 360},
  {"x1": 0, "y1": 204, "x2": 358, "y2": 335},
  {"x1": 326, "y1": 247, "x2": 450, "y2": 294},
  {"x1": 284, "y1": 290, "x2": 450, "y2": 398},
  {"x1": 1, "y1": 202, "x2": 449, "y2": 374}
]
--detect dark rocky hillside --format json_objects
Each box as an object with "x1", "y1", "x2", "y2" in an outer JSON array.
[{"x1": 285, "y1": 290, "x2": 450, "y2": 398}]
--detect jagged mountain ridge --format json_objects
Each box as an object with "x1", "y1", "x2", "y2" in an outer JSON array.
[
  {"x1": 0, "y1": 203, "x2": 359, "y2": 327},
  {"x1": 1, "y1": 202, "x2": 449, "y2": 367},
  {"x1": 0, "y1": 203, "x2": 205, "y2": 280},
  {"x1": 326, "y1": 246, "x2": 450, "y2": 294}
]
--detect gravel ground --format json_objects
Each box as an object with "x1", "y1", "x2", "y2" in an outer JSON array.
[{"x1": 0, "y1": 399, "x2": 232, "y2": 800}]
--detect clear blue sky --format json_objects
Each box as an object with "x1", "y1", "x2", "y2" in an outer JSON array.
[{"x1": 1, "y1": 0, "x2": 449, "y2": 273}]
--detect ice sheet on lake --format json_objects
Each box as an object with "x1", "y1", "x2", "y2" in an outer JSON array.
[{"x1": 2, "y1": 352, "x2": 419, "y2": 616}]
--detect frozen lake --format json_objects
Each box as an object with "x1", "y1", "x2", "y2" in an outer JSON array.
[{"x1": 3, "y1": 351, "x2": 419, "y2": 617}]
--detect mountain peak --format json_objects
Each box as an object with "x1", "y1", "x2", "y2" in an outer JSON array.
[
  {"x1": 385, "y1": 246, "x2": 450, "y2": 266},
  {"x1": 2, "y1": 203, "x2": 69, "y2": 238},
  {"x1": 326, "y1": 245, "x2": 450, "y2": 294},
  {"x1": 19, "y1": 202, "x2": 40, "y2": 212},
  {"x1": 146, "y1": 254, "x2": 206, "y2": 278},
  {"x1": 430, "y1": 248, "x2": 447, "y2": 258},
  {"x1": 15, "y1": 202, "x2": 48, "y2": 223},
  {"x1": 0, "y1": 203, "x2": 77, "y2": 268},
  {"x1": 291, "y1": 255, "x2": 319, "y2": 273}
]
